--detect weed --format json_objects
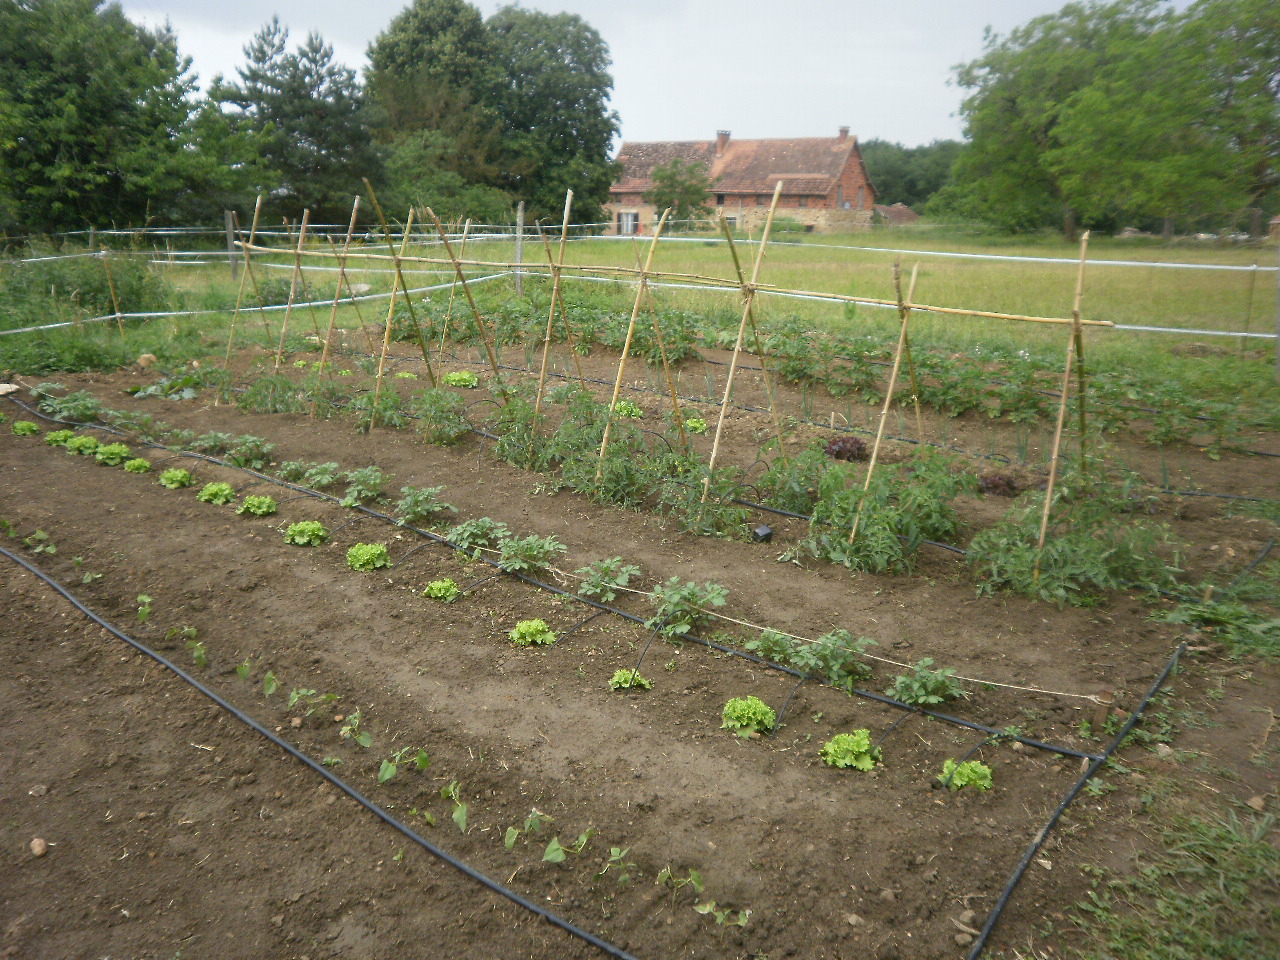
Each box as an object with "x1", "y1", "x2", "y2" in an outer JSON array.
[
  {"x1": 236, "y1": 495, "x2": 277, "y2": 517},
  {"x1": 158, "y1": 468, "x2": 192, "y2": 489},
  {"x1": 885, "y1": 658, "x2": 966, "y2": 706},
  {"x1": 283, "y1": 521, "x2": 328, "y2": 546},
  {"x1": 509, "y1": 619, "x2": 557, "y2": 647},
  {"x1": 819, "y1": 730, "x2": 881, "y2": 770},
  {"x1": 1153, "y1": 599, "x2": 1280, "y2": 660},
  {"x1": 576, "y1": 557, "x2": 642, "y2": 603},
  {"x1": 346, "y1": 543, "x2": 391, "y2": 572},
  {"x1": 394, "y1": 485, "x2": 456, "y2": 526},
  {"x1": 721, "y1": 696, "x2": 777, "y2": 737},
  {"x1": 608, "y1": 669, "x2": 653, "y2": 691},
  {"x1": 424, "y1": 579, "x2": 461, "y2": 602},
  {"x1": 122, "y1": 457, "x2": 151, "y2": 473},
  {"x1": 937, "y1": 759, "x2": 993, "y2": 791},
  {"x1": 196, "y1": 482, "x2": 237, "y2": 505}
]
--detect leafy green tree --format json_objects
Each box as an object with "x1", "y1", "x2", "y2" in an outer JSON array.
[
  {"x1": 212, "y1": 17, "x2": 377, "y2": 218},
  {"x1": 0, "y1": 0, "x2": 202, "y2": 231},
  {"x1": 485, "y1": 6, "x2": 620, "y2": 223},
  {"x1": 860, "y1": 139, "x2": 962, "y2": 208},
  {"x1": 642, "y1": 159, "x2": 713, "y2": 224}
]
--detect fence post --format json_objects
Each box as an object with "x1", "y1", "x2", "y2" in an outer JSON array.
[
  {"x1": 224, "y1": 209, "x2": 239, "y2": 281},
  {"x1": 1275, "y1": 242, "x2": 1279, "y2": 385},
  {"x1": 514, "y1": 201, "x2": 524, "y2": 298}
]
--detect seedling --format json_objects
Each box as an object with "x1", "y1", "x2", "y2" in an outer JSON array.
[
  {"x1": 504, "y1": 809, "x2": 553, "y2": 849},
  {"x1": 65, "y1": 435, "x2": 99, "y2": 455},
  {"x1": 608, "y1": 669, "x2": 653, "y2": 691},
  {"x1": 340, "y1": 709, "x2": 373, "y2": 747},
  {"x1": 287, "y1": 688, "x2": 340, "y2": 716},
  {"x1": 187, "y1": 640, "x2": 208, "y2": 668},
  {"x1": 135, "y1": 594, "x2": 153, "y2": 623},
  {"x1": 94, "y1": 442, "x2": 131, "y2": 466},
  {"x1": 73, "y1": 555, "x2": 103, "y2": 584},
  {"x1": 424, "y1": 579, "x2": 461, "y2": 602},
  {"x1": 441, "y1": 780, "x2": 468, "y2": 833},
  {"x1": 938, "y1": 759, "x2": 993, "y2": 791},
  {"x1": 23, "y1": 530, "x2": 56, "y2": 555},
  {"x1": 196, "y1": 482, "x2": 236, "y2": 505},
  {"x1": 262, "y1": 671, "x2": 280, "y2": 696},
  {"x1": 509, "y1": 618, "x2": 557, "y2": 647},
  {"x1": 442, "y1": 370, "x2": 479, "y2": 388},
  {"x1": 543, "y1": 829, "x2": 594, "y2": 863},
  {"x1": 44, "y1": 429, "x2": 76, "y2": 446},
  {"x1": 656, "y1": 865, "x2": 704, "y2": 900},
  {"x1": 378, "y1": 746, "x2": 430, "y2": 784},
  {"x1": 122, "y1": 458, "x2": 152, "y2": 473},
  {"x1": 11, "y1": 420, "x2": 39, "y2": 436},
  {"x1": 158, "y1": 468, "x2": 193, "y2": 489},
  {"x1": 283, "y1": 521, "x2": 327, "y2": 546},
  {"x1": 236, "y1": 495, "x2": 277, "y2": 517},
  {"x1": 818, "y1": 730, "x2": 880, "y2": 770},
  {"x1": 593, "y1": 847, "x2": 636, "y2": 885},
  {"x1": 166, "y1": 625, "x2": 198, "y2": 643},
  {"x1": 885, "y1": 658, "x2": 966, "y2": 707},
  {"x1": 721, "y1": 696, "x2": 776, "y2": 737},
  {"x1": 235, "y1": 659, "x2": 252, "y2": 680},
  {"x1": 695, "y1": 901, "x2": 751, "y2": 929},
  {"x1": 576, "y1": 557, "x2": 641, "y2": 603},
  {"x1": 347, "y1": 543, "x2": 391, "y2": 571}
]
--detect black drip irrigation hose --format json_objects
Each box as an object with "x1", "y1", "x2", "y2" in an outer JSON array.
[
  {"x1": 0, "y1": 546, "x2": 642, "y2": 960},
  {"x1": 966, "y1": 642, "x2": 1187, "y2": 960},
  {"x1": 7, "y1": 396, "x2": 1103, "y2": 762}
]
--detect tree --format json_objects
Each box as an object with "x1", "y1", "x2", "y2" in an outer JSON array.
[
  {"x1": 643, "y1": 159, "x2": 713, "y2": 224},
  {"x1": 0, "y1": 0, "x2": 201, "y2": 231},
  {"x1": 212, "y1": 18, "x2": 378, "y2": 218},
  {"x1": 860, "y1": 139, "x2": 962, "y2": 208},
  {"x1": 484, "y1": 5, "x2": 620, "y2": 223}
]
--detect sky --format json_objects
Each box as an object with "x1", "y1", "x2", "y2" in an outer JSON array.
[{"x1": 120, "y1": 0, "x2": 1087, "y2": 148}]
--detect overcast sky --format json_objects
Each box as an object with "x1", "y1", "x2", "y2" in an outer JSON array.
[{"x1": 120, "y1": 0, "x2": 1093, "y2": 147}]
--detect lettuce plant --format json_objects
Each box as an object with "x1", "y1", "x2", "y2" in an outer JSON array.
[
  {"x1": 158, "y1": 468, "x2": 192, "y2": 489},
  {"x1": 347, "y1": 542, "x2": 391, "y2": 571},
  {"x1": 123, "y1": 458, "x2": 152, "y2": 473},
  {"x1": 721, "y1": 696, "x2": 776, "y2": 737},
  {"x1": 196, "y1": 482, "x2": 237, "y2": 505},
  {"x1": 94, "y1": 442, "x2": 131, "y2": 465},
  {"x1": 442, "y1": 370, "x2": 479, "y2": 388},
  {"x1": 44, "y1": 429, "x2": 76, "y2": 446},
  {"x1": 65, "y1": 435, "x2": 99, "y2": 456},
  {"x1": 10, "y1": 421, "x2": 39, "y2": 436},
  {"x1": 236, "y1": 495, "x2": 277, "y2": 516},
  {"x1": 509, "y1": 619, "x2": 556, "y2": 647},
  {"x1": 818, "y1": 730, "x2": 880, "y2": 770},
  {"x1": 608, "y1": 669, "x2": 652, "y2": 690},
  {"x1": 284, "y1": 521, "x2": 327, "y2": 546},
  {"x1": 938, "y1": 759, "x2": 993, "y2": 791},
  {"x1": 424, "y1": 579, "x2": 461, "y2": 602}
]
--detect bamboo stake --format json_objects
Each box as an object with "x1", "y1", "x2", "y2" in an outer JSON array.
[
  {"x1": 703, "y1": 183, "x2": 783, "y2": 502},
  {"x1": 224, "y1": 195, "x2": 264, "y2": 369},
  {"x1": 535, "y1": 225, "x2": 588, "y2": 389},
  {"x1": 100, "y1": 252, "x2": 124, "y2": 337},
  {"x1": 1071, "y1": 236, "x2": 1091, "y2": 461},
  {"x1": 372, "y1": 208, "x2": 416, "y2": 427},
  {"x1": 895, "y1": 267, "x2": 927, "y2": 443},
  {"x1": 273, "y1": 208, "x2": 311, "y2": 371},
  {"x1": 718, "y1": 215, "x2": 787, "y2": 466},
  {"x1": 596, "y1": 208, "x2": 672, "y2": 482},
  {"x1": 533, "y1": 190, "x2": 574, "y2": 425},
  {"x1": 318, "y1": 196, "x2": 362, "y2": 375},
  {"x1": 1034, "y1": 231, "x2": 1091, "y2": 581},
  {"x1": 424, "y1": 206, "x2": 503, "y2": 388},
  {"x1": 321, "y1": 234, "x2": 379, "y2": 357},
  {"x1": 849, "y1": 263, "x2": 919, "y2": 543},
  {"x1": 363, "y1": 179, "x2": 437, "y2": 388},
  {"x1": 233, "y1": 208, "x2": 275, "y2": 346},
  {"x1": 438, "y1": 218, "x2": 473, "y2": 367}
]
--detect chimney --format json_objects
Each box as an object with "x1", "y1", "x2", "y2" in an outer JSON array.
[
  {"x1": 716, "y1": 130, "x2": 730, "y2": 155},
  {"x1": 838, "y1": 126, "x2": 850, "y2": 143}
]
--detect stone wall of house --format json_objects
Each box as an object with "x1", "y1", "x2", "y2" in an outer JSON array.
[{"x1": 604, "y1": 200, "x2": 873, "y2": 234}]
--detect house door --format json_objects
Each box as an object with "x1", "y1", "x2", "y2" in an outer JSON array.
[{"x1": 617, "y1": 211, "x2": 639, "y2": 235}]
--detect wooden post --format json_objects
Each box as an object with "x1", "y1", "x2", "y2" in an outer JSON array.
[
  {"x1": 100, "y1": 252, "x2": 124, "y2": 337},
  {"x1": 362, "y1": 179, "x2": 437, "y2": 387},
  {"x1": 596, "y1": 208, "x2": 672, "y2": 482},
  {"x1": 319, "y1": 196, "x2": 362, "y2": 375},
  {"x1": 703, "y1": 183, "x2": 784, "y2": 501},
  {"x1": 88, "y1": 226, "x2": 96, "y2": 251},
  {"x1": 322, "y1": 234, "x2": 379, "y2": 356},
  {"x1": 438, "y1": 218, "x2": 472, "y2": 365},
  {"x1": 536, "y1": 226, "x2": 588, "y2": 388},
  {"x1": 224, "y1": 195, "x2": 265, "y2": 368},
  {"x1": 1275, "y1": 243, "x2": 1279, "y2": 385},
  {"x1": 1034, "y1": 231, "x2": 1091, "y2": 580},
  {"x1": 273, "y1": 208, "x2": 311, "y2": 371},
  {"x1": 224, "y1": 209, "x2": 239, "y2": 281},
  {"x1": 533, "y1": 190, "x2": 574, "y2": 424},
  {"x1": 514, "y1": 201, "x2": 525, "y2": 299},
  {"x1": 849, "y1": 263, "x2": 919, "y2": 543},
  {"x1": 372, "y1": 208, "x2": 416, "y2": 426},
  {"x1": 424, "y1": 206, "x2": 503, "y2": 386},
  {"x1": 895, "y1": 269, "x2": 927, "y2": 444}
]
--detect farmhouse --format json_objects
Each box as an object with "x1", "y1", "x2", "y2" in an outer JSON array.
[{"x1": 607, "y1": 128, "x2": 876, "y2": 234}]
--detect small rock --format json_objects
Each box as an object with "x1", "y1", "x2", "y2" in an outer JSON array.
[
  {"x1": 272, "y1": 915, "x2": 284, "y2": 927},
  {"x1": 960, "y1": 909, "x2": 977, "y2": 925},
  {"x1": 955, "y1": 933, "x2": 973, "y2": 946},
  {"x1": 844, "y1": 913, "x2": 864, "y2": 926},
  {"x1": 878, "y1": 888, "x2": 896, "y2": 902},
  {"x1": 913, "y1": 854, "x2": 926, "y2": 865},
  {"x1": 1154, "y1": 743, "x2": 1174, "y2": 759},
  {"x1": 136, "y1": 353, "x2": 158, "y2": 368},
  {"x1": 1246, "y1": 795, "x2": 1267, "y2": 813},
  {"x1": 30, "y1": 838, "x2": 48, "y2": 857},
  {"x1": 334, "y1": 714, "x2": 345, "y2": 723},
  {"x1": 28, "y1": 785, "x2": 48, "y2": 797},
  {"x1": 290, "y1": 717, "x2": 302, "y2": 728}
]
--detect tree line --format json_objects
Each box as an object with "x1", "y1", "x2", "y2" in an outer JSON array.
[{"x1": 0, "y1": 0, "x2": 620, "y2": 234}]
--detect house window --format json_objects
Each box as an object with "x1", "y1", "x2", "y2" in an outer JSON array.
[
  {"x1": 757, "y1": 195, "x2": 769, "y2": 206},
  {"x1": 617, "y1": 211, "x2": 639, "y2": 235},
  {"x1": 797, "y1": 196, "x2": 808, "y2": 208},
  {"x1": 856, "y1": 186, "x2": 865, "y2": 209},
  {"x1": 715, "y1": 194, "x2": 725, "y2": 206}
]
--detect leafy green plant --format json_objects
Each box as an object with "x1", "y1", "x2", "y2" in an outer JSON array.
[
  {"x1": 394, "y1": 485, "x2": 456, "y2": 526},
  {"x1": 122, "y1": 457, "x2": 151, "y2": 473},
  {"x1": 442, "y1": 370, "x2": 479, "y2": 388},
  {"x1": 744, "y1": 628, "x2": 877, "y2": 691},
  {"x1": 695, "y1": 901, "x2": 751, "y2": 929},
  {"x1": 136, "y1": 594, "x2": 153, "y2": 623},
  {"x1": 340, "y1": 465, "x2": 386, "y2": 507},
  {"x1": 441, "y1": 780, "x2": 468, "y2": 832},
  {"x1": 196, "y1": 482, "x2": 236, "y2": 505},
  {"x1": 576, "y1": 557, "x2": 641, "y2": 602},
  {"x1": 287, "y1": 688, "x2": 341, "y2": 716},
  {"x1": 608, "y1": 669, "x2": 653, "y2": 691},
  {"x1": 594, "y1": 847, "x2": 636, "y2": 885},
  {"x1": 225, "y1": 435, "x2": 276, "y2": 470},
  {"x1": 187, "y1": 639, "x2": 208, "y2": 668},
  {"x1": 509, "y1": 618, "x2": 557, "y2": 647},
  {"x1": 1153, "y1": 598, "x2": 1280, "y2": 660},
  {"x1": 22, "y1": 530, "x2": 55, "y2": 555},
  {"x1": 158, "y1": 468, "x2": 192, "y2": 489},
  {"x1": 819, "y1": 730, "x2": 881, "y2": 770},
  {"x1": 235, "y1": 659, "x2": 252, "y2": 680},
  {"x1": 408, "y1": 389, "x2": 472, "y2": 444},
  {"x1": 656, "y1": 865, "x2": 704, "y2": 900},
  {"x1": 10, "y1": 420, "x2": 39, "y2": 436},
  {"x1": 447, "y1": 517, "x2": 510, "y2": 556},
  {"x1": 347, "y1": 543, "x2": 391, "y2": 571},
  {"x1": 30, "y1": 385, "x2": 102, "y2": 423},
  {"x1": 938, "y1": 759, "x2": 993, "y2": 791},
  {"x1": 684, "y1": 417, "x2": 708, "y2": 435},
  {"x1": 647, "y1": 577, "x2": 728, "y2": 638},
  {"x1": 65, "y1": 434, "x2": 99, "y2": 456},
  {"x1": 885, "y1": 658, "x2": 966, "y2": 706},
  {"x1": 44, "y1": 428, "x2": 75, "y2": 446},
  {"x1": 504, "y1": 809, "x2": 553, "y2": 849},
  {"x1": 236, "y1": 495, "x2": 277, "y2": 516},
  {"x1": 612, "y1": 399, "x2": 643, "y2": 419},
  {"x1": 301, "y1": 462, "x2": 341, "y2": 489},
  {"x1": 424, "y1": 578, "x2": 461, "y2": 602},
  {"x1": 284, "y1": 521, "x2": 328, "y2": 546},
  {"x1": 497, "y1": 533, "x2": 566, "y2": 577},
  {"x1": 340, "y1": 709, "x2": 372, "y2": 747},
  {"x1": 543, "y1": 829, "x2": 594, "y2": 863},
  {"x1": 721, "y1": 696, "x2": 776, "y2": 737},
  {"x1": 378, "y1": 746, "x2": 430, "y2": 784},
  {"x1": 263, "y1": 671, "x2": 280, "y2": 696}
]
